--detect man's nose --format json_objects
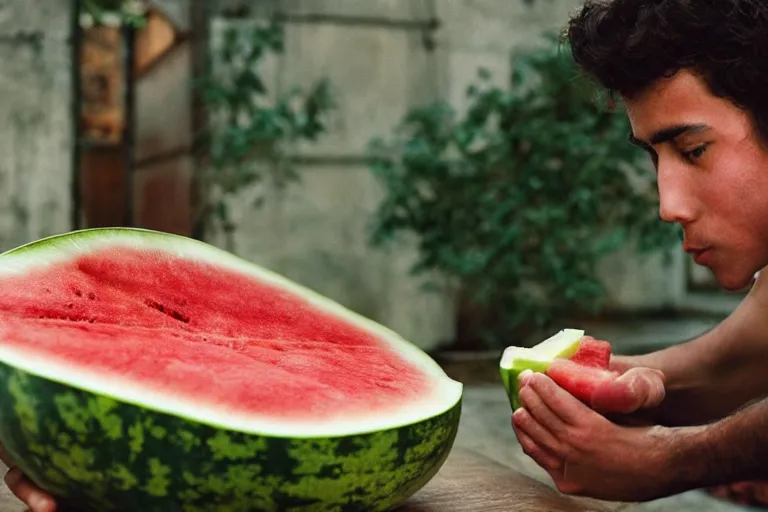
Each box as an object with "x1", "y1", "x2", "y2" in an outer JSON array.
[{"x1": 657, "y1": 164, "x2": 696, "y2": 224}]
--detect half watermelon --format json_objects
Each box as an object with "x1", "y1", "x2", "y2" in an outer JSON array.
[{"x1": 0, "y1": 228, "x2": 463, "y2": 511}]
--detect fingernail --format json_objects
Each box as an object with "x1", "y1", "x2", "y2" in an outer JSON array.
[{"x1": 518, "y1": 369, "x2": 533, "y2": 385}]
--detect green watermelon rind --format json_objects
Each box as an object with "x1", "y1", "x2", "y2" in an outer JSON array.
[
  {"x1": 0, "y1": 363, "x2": 461, "y2": 512},
  {"x1": 0, "y1": 227, "x2": 464, "y2": 511},
  {"x1": 0, "y1": 227, "x2": 463, "y2": 438},
  {"x1": 499, "y1": 359, "x2": 552, "y2": 412}
]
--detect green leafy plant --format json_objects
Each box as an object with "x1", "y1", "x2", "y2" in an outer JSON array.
[
  {"x1": 80, "y1": 0, "x2": 148, "y2": 28},
  {"x1": 367, "y1": 35, "x2": 680, "y2": 349},
  {"x1": 195, "y1": 20, "x2": 336, "y2": 248}
]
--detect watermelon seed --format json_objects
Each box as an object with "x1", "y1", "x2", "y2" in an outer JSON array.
[
  {"x1": 144, "y1": 298, "x2": 190, "y2": 324},
  {"x1": 66, "y1": 303, "x2": 73, "y2": 309},
  {"x1": 88, "y1": 292, "x2": 96, "y2": 300},
  {"x1": 74, "y1": 289, "x2": 82, "y2": 297}
]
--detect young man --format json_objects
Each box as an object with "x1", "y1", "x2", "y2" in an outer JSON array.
[
  {"x1": 5, "y1": 0, "x2": 768, "y2": 509},
  {"x1": 512, "y1": 0, "x2": 768, "y2": 503}
]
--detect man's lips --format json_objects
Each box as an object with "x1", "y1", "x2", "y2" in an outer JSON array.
[
  {"x1": 683, "y1": 240, "x2": 708, "y2": 253},
  {"x1": 684, "y1": 245, "x2": 712, "y2": 265}
]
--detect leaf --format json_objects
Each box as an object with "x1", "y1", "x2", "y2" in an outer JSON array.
[
  {"x1": 477, "y1": 67, "x2": 492, "y2": 81},
  {"x1": 593, "y1": 228, "x2": 628, "y2": 255}
]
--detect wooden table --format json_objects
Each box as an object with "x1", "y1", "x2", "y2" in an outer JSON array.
[
  {"x1": 0, "y1": 448, "x2": 621, "y2": 511},
  {"x1": 400, "y1": 448, "x2": 618, "y2": 512}
]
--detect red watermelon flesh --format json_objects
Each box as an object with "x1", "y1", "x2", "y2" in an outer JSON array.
[
  {"x1": 569, "y1": 336, "x2": 612, "y2": 369},
  {"x1": 545, "y1": 359, "x2": 619, "y2": 405},
  {"x1": 0, "y1": 240, "x2": 458, "y2": 435},
  {"x1": 545, "y1": 337, "x2": 615, "y2": 406}
]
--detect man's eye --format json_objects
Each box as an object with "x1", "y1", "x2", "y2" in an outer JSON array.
[{"x1": 682, "y1": 144, "x2": 709, "y2": 161}]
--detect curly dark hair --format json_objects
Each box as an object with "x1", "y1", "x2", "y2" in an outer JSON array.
[{"x1": 565, "y1": 0, "x2": 768, "y2": 141}]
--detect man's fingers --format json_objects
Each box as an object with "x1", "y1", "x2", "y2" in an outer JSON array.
[
  {"x1": 511, "y1": 415, "x2": 563, "y2": 471},
  {"x1": 591, "y1": 367, "x2": 666, "y2": 414},
  {"x1": 0, "y1": 443, "x2": 57, "y2": 511},
  {"x1": 5, "y1": 468, "x2": 56, "y2": 512},
  {"x1": 512, "y1": 404, "x2": 565, "y2": 457},
  {"x1": 526, "y1": 372, "x2": 591, "y2": 425},
  {"x1": 519, "y1": 383, "x2": 567, "y2": 437}
]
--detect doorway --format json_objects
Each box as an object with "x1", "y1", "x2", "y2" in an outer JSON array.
[{"x1": 74, "y1": 0, "x2": 196, "y2": 236}]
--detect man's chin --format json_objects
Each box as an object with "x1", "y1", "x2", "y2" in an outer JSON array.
[{"x1": 711, "y1": 268, "x2": 756, "y2": 292}]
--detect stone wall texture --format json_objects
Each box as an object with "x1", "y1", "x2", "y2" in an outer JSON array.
[{"x1": 0, "y1": 0, "x2": 73, "y2": 252}]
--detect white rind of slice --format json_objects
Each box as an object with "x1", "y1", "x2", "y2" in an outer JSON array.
[
  {"x1": 498, "y1": 328, "x2": 584, "y2": 410},
  {"x1": 499, "y1": 328, "x2": 584, "y2": 369},
  {"x1": 0, "y1": 228, "x2": 464, "y2": 438}
]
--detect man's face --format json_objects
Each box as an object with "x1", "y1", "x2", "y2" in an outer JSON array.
[{"x1": 624, "y1": 69, "x2": 768, "y2": 291}]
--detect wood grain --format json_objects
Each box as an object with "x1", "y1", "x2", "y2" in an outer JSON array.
[{"x1": 400, "y1": 448, "x2": 618, "y2": 512}]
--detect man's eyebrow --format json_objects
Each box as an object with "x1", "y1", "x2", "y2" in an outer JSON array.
[
  {"x1": 628, "y1": 133, "x2": 650, "y2": 149},
  {"x1": 629, "y1": 123, "x2": 711, "y2": 147}
]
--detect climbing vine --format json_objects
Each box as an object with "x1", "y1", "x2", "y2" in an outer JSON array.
[{"x1": 194, "y1": 19, "x2": 336, "y2": 247}]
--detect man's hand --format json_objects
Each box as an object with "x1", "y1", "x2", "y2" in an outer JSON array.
[
  {"x1": 511, "y1": 370, "x2": 679, "y2": 502},
  {"x1": 0, "y1": 445, "x2": 56, "y2": 512},
  {"x1": 589, "y1": 360, "x2": 667, "y2": 424}
]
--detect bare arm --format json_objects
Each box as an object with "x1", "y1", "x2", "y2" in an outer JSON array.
[
  {"x1": 664, "y1": 398, "x2": 768, "y2": 494},
  {"x1": 614, "y1": 273, "x2": 768, "y2": 427}
]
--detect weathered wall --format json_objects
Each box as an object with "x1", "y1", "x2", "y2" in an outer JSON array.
[
  {"x1": 0, "y1": 1, "x2": 73, "y2": 252},
  {"x1": 210, "y1": 0, "x2": 687, "y2": 350},
  {"x1": 436, "y1": 0, "x2": 580, "y2": 106}
]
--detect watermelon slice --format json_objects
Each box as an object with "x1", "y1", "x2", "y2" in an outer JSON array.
[
  {"x1": 499, "y1": 330, "x2": 615, "y2": 410},
  {"x1": 545, "y1": 359, "x2": 619, "y2": 405},
  {"x1": 0, "y1": 228, "x2": 463, "y2": 511},
  {"x1": 499, "y1": 328, "x2": 584, "y2": 410}
]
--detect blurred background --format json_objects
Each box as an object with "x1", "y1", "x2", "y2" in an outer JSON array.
[
  {"x1": 0, "y1": 0, "x2": 740, "y2": 368},
  {"x1": 1, "y1": 0, "x2": 744, "y2": 366},
  {"x1": 0, "y1": 1, "x2": 758, "y2": 510}
]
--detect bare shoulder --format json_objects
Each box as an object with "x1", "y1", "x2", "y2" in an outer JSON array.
[
  {"x1": 736, "y1": 270, "x2": 768, "y2": 312},
  {"x1": 711, "y1": 269, "x2": 768, "y2": 344}
]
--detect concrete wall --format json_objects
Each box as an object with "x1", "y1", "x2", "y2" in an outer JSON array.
[
  {"x1": 0, "y1": 1, "x2": 73, "y2": 252},
  {"x1": 208, "y1": 0, "x2": 687, "y2": 350}
]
